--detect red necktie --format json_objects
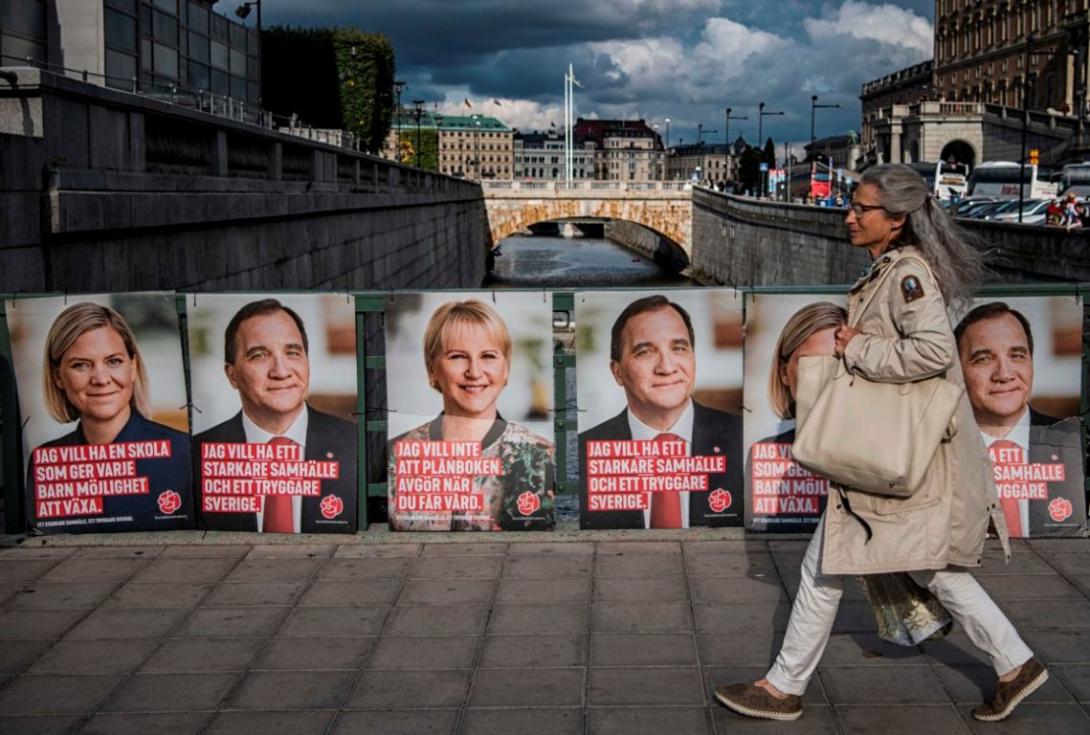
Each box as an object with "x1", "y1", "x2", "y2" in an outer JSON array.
[
  {"x1": 649, "y1": 433, "x2": 684, "y2": 529},
  {"x1": 263, "y1": 437, "x2": 295, "y2": 533},
  {"x1": 990, "y1": 440, "x2": 1023, "y2": 539}
]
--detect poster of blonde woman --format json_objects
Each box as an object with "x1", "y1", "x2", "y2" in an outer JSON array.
[
  {"x1": 575, "y1": 290, "x2": 744, "y2": 529},
  {"x1": 742, "y1": 293, "x2": 847, "y2": 532},
  {"x1": 384, "y1": 293, "x2": 555, "y2": 531},
  {"x1": 6, "y1": 294, "x2": 194, "y2": 533}
]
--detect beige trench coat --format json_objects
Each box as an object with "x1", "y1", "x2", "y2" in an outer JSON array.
[{"x1": 819, "y1": 245, "x2": 1010, "y2": 576}]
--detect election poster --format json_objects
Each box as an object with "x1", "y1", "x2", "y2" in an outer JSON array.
[
  {"x1": 954, "y1": 295, "x2": 1085, "y2": 538},
  {"x1": 575, "y1": 289, "x2": 744, "y2": 530},
  {"x1": 6, "y1": 294, "x2": 194, "y2": 533},
  {"x1": 187, "y1": 294, "x2": 358, "y2": 533},
  {"x1": 742, "y1": 293, "x2": 844, "y2": 532},
  {"x1": 384, "y1": 292, "x2": 555, "y2": 531}
]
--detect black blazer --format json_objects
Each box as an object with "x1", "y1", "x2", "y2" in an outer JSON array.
[
  {"x1": 1026, "y1": 409, "x2": 1085, "y2": 536},
  {"x1": 28, "y1": 412, "x2": 194, "y2": 533},
  {"x1": 194, "y1": 406, "x2": 358, "y2": 533},
  {"x1": 578, "y1": 401, "x2": 743, "y2": 529}
]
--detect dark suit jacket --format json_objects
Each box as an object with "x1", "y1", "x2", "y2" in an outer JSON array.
[
  {"x1": 578, "y1": 401, "x2": 743, "y2": 529},
  {"x1": 28, "y1": 412, "x2": 194, "y2": 533},
  {"x1": 194, "y1": 406, "x2": 358, "y2": 533},
  {"x1": 1026, "y1": 409, "x2": 1085, "y2": 536}
]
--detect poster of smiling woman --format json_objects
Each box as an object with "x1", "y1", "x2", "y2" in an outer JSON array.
[
  {"x1": 187, "y1": 294, "x2": 358, "y2": 534},
  {"x1": 384, "y1": 292, "x2": 554, "y2": 531},
  {"x1": 6, "y1": 294, "x2": 194, "y2": 533},
  {"x1": 575, "y1": 290, "x2": 744, "y2": 530}
]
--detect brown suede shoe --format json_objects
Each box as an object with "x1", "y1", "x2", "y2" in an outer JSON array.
[
  {"x1": 971, "y1": 658, "x2": 1049, "y2": 722},
  {"x1": 714, "y1": 682, "x2": 803, "y2": 721}
]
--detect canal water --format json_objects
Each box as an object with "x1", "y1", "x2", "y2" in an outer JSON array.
[{"x1": 488, "y1": 234, "x2": 694, "y2": 288}]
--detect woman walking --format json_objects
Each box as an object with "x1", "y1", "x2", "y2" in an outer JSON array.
[{"x1": 715, "y1": 163, "x2": 1046, "y2": 723}]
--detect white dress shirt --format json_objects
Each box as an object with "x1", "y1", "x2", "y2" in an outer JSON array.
[
  {"x1": 626, "y1": 400, "x2": 695, "y2": 529},
  {"x1": 242, "y1": 407, "x2": 308, "y2": 534}
]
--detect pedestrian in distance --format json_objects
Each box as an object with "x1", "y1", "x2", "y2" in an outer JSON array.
[{"x1": 715, "y1": 163, "x2": 1046, "y2": 723}]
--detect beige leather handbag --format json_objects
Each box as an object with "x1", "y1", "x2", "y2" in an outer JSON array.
[{"x1": 791, "y1": 257, "x2": 963, "y2": 497}]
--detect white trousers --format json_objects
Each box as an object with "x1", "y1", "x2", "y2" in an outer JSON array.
[{"x1": 765, "y1": 517, "x2": 1034, "y2": 696}]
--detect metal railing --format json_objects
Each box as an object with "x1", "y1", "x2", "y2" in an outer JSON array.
[
  {"x1": 0, "y1": 55, "x2": 360, "y2": 150},
  {"x1": 479, "y1": 179, "x2": 693, "y2": 193}
]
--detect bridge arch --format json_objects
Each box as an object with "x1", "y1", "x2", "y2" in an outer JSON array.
[{"x1": 480, "y1": 181, "x2": 693, "y2": 260}]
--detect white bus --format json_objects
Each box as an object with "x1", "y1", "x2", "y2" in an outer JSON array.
[
  {"x1": 967, "y1": 161, "x2": 1058, "y2": 200},
  {"x1": 1059, "y1": 162, "x2": 1090, "y2": 197},
  {"x1": 909, "y1": 161, "x2": 970, "y2": 200}
]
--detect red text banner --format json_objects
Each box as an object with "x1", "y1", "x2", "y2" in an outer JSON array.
[
  {"x1": 33, "y1": 440, "x2": 168, "y2": 519},
  {"x1": 750, "y1": 442, "x2": 828, "y2": 517},
  {"x1": 200, "y1": 442, "x2": 341, "y2": 513},
  {"x1": 585, "y1": 438, "x2": 726, "y2": 513},
  {"x1": 392, "y1": 440, "x2": 498, "y2": 513},
  {"x1": 989, "y1": 442, "x2": 1065, "y2": 502}
]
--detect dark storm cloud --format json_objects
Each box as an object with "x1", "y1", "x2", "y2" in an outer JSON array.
[{"x1": 258, "y1": 0, "x2": 935, "y2": 141}]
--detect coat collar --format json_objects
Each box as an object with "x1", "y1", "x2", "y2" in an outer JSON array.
[{"x1": 849, "y1": 244, "x2": 921, "y2": 294}]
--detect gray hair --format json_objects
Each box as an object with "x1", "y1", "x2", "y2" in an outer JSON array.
[{"x1": 860, "y1": 163, "x2": 983, "y2": 311}]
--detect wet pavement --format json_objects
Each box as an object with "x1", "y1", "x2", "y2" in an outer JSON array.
[{"x1": 0, "y1": 530, "x2": 1088, "y2": 734}]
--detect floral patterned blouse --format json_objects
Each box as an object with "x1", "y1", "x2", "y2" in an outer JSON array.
[{"x1": 389, "y1": 416, "x2": 555, "y2": 531}]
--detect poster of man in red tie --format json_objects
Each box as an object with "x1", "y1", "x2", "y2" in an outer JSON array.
[
  {"x1": 188, "y1": 295, "x2": 358, "y2": 533},
  {"x1": 741, "y1": 295, "x2": 846, "y2": 532},
  {"x1": 575, "y1": 291, "x2": 744, "y2": 530},
  {"x1": 954, "y1": 297, "x2": 1085, "y2": 538}
]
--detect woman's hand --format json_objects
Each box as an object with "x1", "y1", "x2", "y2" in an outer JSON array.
[{"x1": 834, "y1": 326, "x2": 861, "y2": 356}]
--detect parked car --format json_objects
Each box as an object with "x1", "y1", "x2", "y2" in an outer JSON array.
[{"x1": 991, "y1": 199, "x2": 1051, "y2": 225}]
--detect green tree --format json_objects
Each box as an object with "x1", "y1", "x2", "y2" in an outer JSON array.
[
  {"x1": 762, "y1": 138, "x2": 776, "y2": 166},
  {"x1": 398, "y1": 129, "x2": 437, "y2": 171},
  {"x1": 261, "y1": 26, "x2": 396, "y2": 154},
  {"x1": 738, "y1": 145, "x2": 761, "y2": 193},
  {"x1": 334, "y1": 29, "x2": 395, "y2": 154}
]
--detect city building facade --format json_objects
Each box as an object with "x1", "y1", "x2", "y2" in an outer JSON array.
[
  {"x1": 860, "y1": 61, "x2": 934, "y2": 165},
  {"x1": 933, "y1": 0, "x2": 1090, "y2": 113},
  {"x1": 665, "y1": 142, "x2": 737, "y2": 183},
  {"x1": 574, "y1": 118, "x2": 665, "y2": 181},
  {"x1": 513, "y1": 130, "x2": 593, "y2": 180},
  {"x1": 0, "y1": 0, "x2": 260, "y2": 104}
]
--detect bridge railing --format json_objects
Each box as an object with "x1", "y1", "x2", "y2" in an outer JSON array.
[{"x1": 480, "y1": 180, "x2": 693, "y2": 193}]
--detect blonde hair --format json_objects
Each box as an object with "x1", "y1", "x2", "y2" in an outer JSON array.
[
  {"x1": 769, "y1": 301, "x2": 847, "y2": 420},
  {"x1": 43, "y1": 302, "x2": 151, "y2": 423},
  {"x1": 422, "y1": 300, "x2": 512, "y2": 390}
]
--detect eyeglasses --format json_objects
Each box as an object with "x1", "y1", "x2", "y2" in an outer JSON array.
[{"x1": 848, "y1": 202, "x2": 885, "y2": 217}]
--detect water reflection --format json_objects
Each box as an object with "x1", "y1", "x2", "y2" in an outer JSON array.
[{"x1": 488, "y1": 235, "x2": 694, "y2": 288}]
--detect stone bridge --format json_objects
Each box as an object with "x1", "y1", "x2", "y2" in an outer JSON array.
[{"x1": 480, "y1": 180, "x2": 694, "y2": 258}]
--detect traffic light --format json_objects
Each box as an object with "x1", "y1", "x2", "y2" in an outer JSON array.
[{"x1": 1028, "y1": 149, "x2": 1040, "y2": 166}]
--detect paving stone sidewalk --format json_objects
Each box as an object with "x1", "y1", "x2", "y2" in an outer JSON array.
[{"x1": 0, "y1": 534, "x2": 1088, "y2": 734}]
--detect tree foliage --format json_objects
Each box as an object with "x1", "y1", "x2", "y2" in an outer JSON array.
[
  {"x1": 260, "y1": 26, "x2": 395, "y2": 154},
  {"x1": 334, "y1": 29, "x2": 395, "y2": 154},
  {"x1": 398, "y1": 129, "x2": 437, "y2": 171},
  {"x1": 738, "y1": 145, "x2": 761, "y2": 193}
]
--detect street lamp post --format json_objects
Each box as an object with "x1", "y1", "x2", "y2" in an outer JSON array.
[
  {"x1": 393, "y1": 80, "x2": 406, "y2": 161},
  {"x1": 475, "y1": 118, "x2": 482, "y2": 179},
  {"x1": 758, "y1": 102, "x2": 785, "y2": 199},
  {"x1": 665, "y1": 117, "x2": 671, "y2": 148},
  {"x1": 810, "y1": 94, "x2": 841, "y2": 143},
  {"x1": 434, "y1": 113, "x2": 443, "y2": 173},
  {"x1": 725, "y1": 107, "x2": 748, "y2": 184},
  {"x1": 412, "y1": 99, "x2": 424, "y2": 168}
]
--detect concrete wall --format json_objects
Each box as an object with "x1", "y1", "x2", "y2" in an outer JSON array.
[
  {"x1": 691, "y1": 188, "x2": 1090, "y2": 286},
  {"x1": 0, "y1": 69, "x2": 489, "y2": 293},
  {"x1": 603, "y1": 220, "x2": 690, "y2": 272}
]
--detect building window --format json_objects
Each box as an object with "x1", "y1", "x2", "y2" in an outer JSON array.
[
  {"x1": 153, "y1": 41, "x2": 178, "y2": 78},
  {"x1": 106, "y1": 8, "x2": 138, "y2": 52}
]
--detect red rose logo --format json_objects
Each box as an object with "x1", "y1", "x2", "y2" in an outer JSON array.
[
  {"x1": 1048, "y1": 497, "x2": 1073, "y2": 523},
  {"x1": 320, "y1": 494, "x2": 344, "y2": 520},
  {"x1": 516, "y1": 491, "x2": 541, "y2": 516},
  {"x1": 157, "y1": 490, "x2": 182, "y2": 515},
  {"x1": 708, "y1": 489, "x2": 732, "y2": 513}
]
